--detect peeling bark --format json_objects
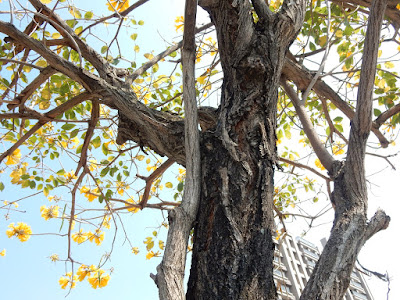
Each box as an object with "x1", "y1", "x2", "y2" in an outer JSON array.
[{"x1": 187, "y1": 1, "x2": 306, "y2": 299}]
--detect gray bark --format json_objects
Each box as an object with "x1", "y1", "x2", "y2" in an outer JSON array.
[
  {"x1": 0, "y1": 0, "x2": 394, "y2": 299},
  {"x1": 154, "y1": 1, "x2": 201, "y2": 299},
  {"x1": 299, "y1": 0, "x2": 391, "y2": 298},
  {"x1": 186, "y1": 0, "x2": 306, "y2": 299}
]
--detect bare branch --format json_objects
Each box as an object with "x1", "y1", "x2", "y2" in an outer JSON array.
[
  {"x1": 281, "y1": 79, "x2": 335, "y2": 172},
  {"x1": 374, "y1": 102, "x2": 400, "y2": 127},
  {"x1": 282, "y1": 55, "x2": 390, "y2": 147},
  {"x1": 7, "y1": 66, "x2": 57, "y2": 110},
  {"x1": 155, "y1": 1, "x2": 200, "y2": 299},
  {"x1": 278, "y1": 157, "x2": 331, "y2": 181},
  {"x1": 137, "y1": 159, "x2": 175, "y2": 209},
  {"x1": 128, "y1": 22, "x2": 213, "y2": 82},
  {"x1": 75, "y1": 99, "x2": 100, "y2": 174}
]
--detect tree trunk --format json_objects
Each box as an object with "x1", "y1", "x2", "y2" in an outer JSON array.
[{"x1": 186, "y1": 1, "x2": 305, "y2": 298}]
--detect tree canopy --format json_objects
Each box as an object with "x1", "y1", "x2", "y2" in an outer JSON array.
[{"x1": 0, "y1": 0, "x2": 399, "y2": 299}]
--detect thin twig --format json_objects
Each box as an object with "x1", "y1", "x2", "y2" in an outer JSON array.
[{"x1": 137, "y1": 159, "x2": 175, "y2": 209}]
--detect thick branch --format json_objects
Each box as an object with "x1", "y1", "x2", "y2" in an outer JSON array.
[
  {"x1": 8, "y1": 66, "x2": 56, "y2": 110},
  {"x1": 345, "y1": 0, "x2": 388, "y2": 198},
  {"x1": 282, "y1": 56, "x2": 390, "y2": 147},
  {"x1": 281, "y1": 80, "x2": 335, "y2": 172},
  {"x1": 155, "y1": 1, "x2": 200, "y2": 299},
  {"x1": 374, "y1": 103, "x2": 400, "y2": 127},
  {"x1": 0, "y1": 20, "x2": 187, "y2": 164}
]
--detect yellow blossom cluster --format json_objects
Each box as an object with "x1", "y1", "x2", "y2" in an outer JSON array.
[
  {"x1": 175, "y1": 16, "x2": 184, "y2": 32},
  {"x1": 125, "y1": 197, "x2": 139, "y2": 213},
  {"x1": 63, "y1": 170, "x2": 77, "y2": 183},
  {"x1": 9, "y1": 163, "x2": 29, "y2": 184},
  {"x1": 106, "y1": 0, "x2": 129, "y2": 12},
  {"x1": 88, "y1": 229, "x2": 105, "y2": 246},
  {"x1": 59, "y1": 272, "x2": 78, "y2": 289},
  {"x1": 115, "y1": 181, "x2": 129, "y2": 195},
  {"x1": 146, "y1": 250, "x2": 161, "y2": 260},
  {"x1": 40, "y1": 205, "x2": 59, "y2": 220},
  {"x1": 80, "y1": 186, "x2": 100, "y2": 202},
  {"x1": 72, "y1": 229, "x2": 88, "y2": 244},
  {"x1": 314, "y1": 158, "x2": 326, "y2": 171},
  {"x1": 72, "y1": 228, "x2": 105, "y2": 246},
  {"x1": 49, "y1": 254, "x2": 59, "y2": 262},
  {"x1": 6, "y1": 222, "x2": 32, "y2": 242},
  {"x1": 60, "y1": 137, "x2": 80, "y2": 150},
  {"x1": 5, "y1": 149, "x2": 21, "y2": 165},
  {"x1": 0, "y1": 249, "x2": 6, "y2": 256},
  {"x1": 59, "y1": 265, "x2": 110, "y2": 289}
]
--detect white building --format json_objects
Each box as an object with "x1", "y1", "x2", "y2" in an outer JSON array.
[{"x1": 273, "y1": 234, "x2": 373, "y2": 300}]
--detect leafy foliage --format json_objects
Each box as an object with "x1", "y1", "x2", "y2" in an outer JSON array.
[{"x1": 0, "y1": 0, "x2": 399, "y2": 294}]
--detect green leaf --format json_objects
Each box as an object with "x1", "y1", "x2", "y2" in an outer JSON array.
[
  {"x1": 100, "y1": 167, "x2": 109, "y2": 177},
  {"x1": 101, "y1": 46, "x2": 108, "y2": 54},
  {"x1": 0, "y1": 182, "x2": 4, "y2": 191},
  {"x1": 92, "y1": 136, "x2": 101, "y2": 148},
  {"x1": 177, "y1": 182, "x2": 184, "y2": 192},
  {"x1": 70, "y1": 129, "x2": 79, "y2": 138},
  {"x1": 309, "y1": 42, "x2": 316, "y2": 51},
  {"x1": 131, "y1": 33, "x2": 138, "y2": 40},
  {"x1": 84, "y1": 11, "x2": 93, "y2": 19},
  {"x1": 61, "y1": 123, "x2": 76, "y2": 130}
]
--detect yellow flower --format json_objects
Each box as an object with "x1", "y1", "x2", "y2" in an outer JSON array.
[
  {"x1": 5, "y1": 149, "x2": 21, "y2": 165},
  {"x1": 107, "y1": 0, "x2": 129, "y2": 12},
  {"x1": 80, "y1": 186, "x2": 100, "y2": 202},
  {"x1": 197, "y1": 75, "x2": 207, "y2": 85},
  {"x1": 60, "y1": 136, "x2": 80, "y2": 149},
  {"x1": 88, "y1": 229, "x2": 104, "y2": 246},
  {"x1": 116, "y1": 181, "x2": 129, "y2": 195},
  {"x1": 6, "y1": 222, "x2": 32, "y2": 242},
  {"x1": 0, "y1": 249, "x2": 6, "y2": 256},
  {"x1": 146, "y1": 250, "x2": 161, "y2": 260},
  {"x1": 59, "y1": 272, "x2": 77, "y2": 289},
  {"x1": 332, "y1": 144, "x2": 345, "y2": 156},
  {"x1": 49, "y1": 254, "x2": 59, "y2": 262},
  {"x1": 77, "y1": 264, "x2": 97, "y2": 282},
  {"x1": 315, "y1": 159, "x2": 326, "y2": 171},
  {"x1": 125, "y1": 198, "x2": 139, "y2": 213},
  {"x1": 40, "y1": 205, "x2": 59, "y2": 220},
  {"x1": 131, "y1": 247, "x2": 139, "y2": 255},
  {"x1": 63, "y1": 170, "x2": 77, "y2": 182},
  {"x1": 9, "y1": 168, "x2": 23, "y2": 184},
  {"x1": 88, "y1": 159, "x2": 98, "y2": 171},
  {"x1": 175, "y1": 16, "x2": 184, "y2": 32},
  {"x1": 102, "y1": 216, "x2": 111, "y2": 229},
  {"x1": 88, "y1": 270, "x2": 110, "y2": 289},
  {"x1": 72, "y1": 229, "x2": 88, "y2": 244}
]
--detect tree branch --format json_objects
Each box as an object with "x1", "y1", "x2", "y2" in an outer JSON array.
[
  {"x1": 282, "y1": 55, "x2": 390, "y2": 147},
  {"x1": 281, "y1": 79, "x2": 335, "y2": 172},
  {"x1": 345, "y1": 0, "x2": 388, "y2": 195},
  {"x1": 374, "y1": 102, "x2": 400, "y2": 127},
  {"x1": 0, "y1": 92, "x2": 94, "y2": 164},
  {"x1": 137, "y1": 159, "x2": 175, "y2": 209},
  {"x1": 155, "y1": 1, "x2": 200, "y2": 299}
]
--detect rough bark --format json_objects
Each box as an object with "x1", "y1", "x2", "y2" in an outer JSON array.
[
  {"x1": 0, "y1": 1, "x2": 394, "y2": 299},
  {"x1": 154, "y1": 1, "x2": 201, "y2": 299},
  {"x1": 299, "y1": 0, "x2": 391, "y2": 298},
  {"x1": 186, "y1": 1, "x2": 306, "y2": 299}
]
